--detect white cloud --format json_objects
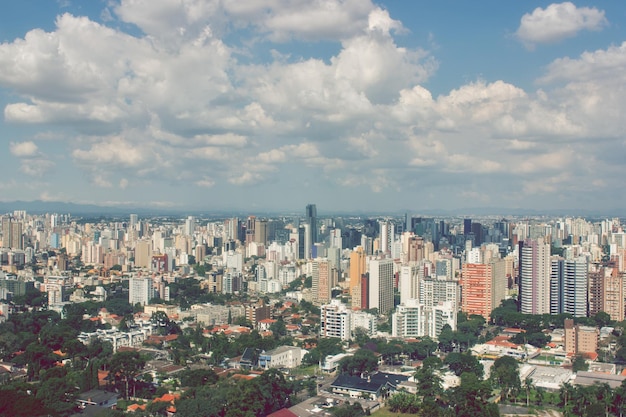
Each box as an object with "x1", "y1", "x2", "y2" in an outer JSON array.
[
  {"x1": 20, "y1": 159, "x2": 55, "y2": 177},
  {"x1": 9, "y1": 141, "x2": 38, "y2": 157},
  {"x1": 516, "y1": 2, "x2": 607, "y2": 48},
  {"x1": 0, "y1": 2, "x2": 625, "y2": 209}
]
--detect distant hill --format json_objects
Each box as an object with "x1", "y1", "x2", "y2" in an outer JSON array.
[{"x1": 0, "y1": 200, "x2": 621, "y2": 219}]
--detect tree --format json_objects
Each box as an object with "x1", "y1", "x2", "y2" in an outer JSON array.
[
  {"x1": 491, "y1": 355, "x2": 520, "y2": 403},
  {"x1": 572, "y1": 354, "x2": 589, "y2": 373},
  {"x1": 338, "y1": 349, "x2": 378, "y2": 376},
  {"x1": 450, "y1": 372, "x2": 498, "y2": 417},
  {"x1": 109, "y1": 350, "x2": 146, "y2": 399},
  {"x1": 179, "y1": 368, "x2": 219, "y2": 387},
  {"x1": 444, "y1": 352, "x2": 483, "y2": 378},
  {"x1": 523, "y1": 376, "x2": 533, "y2": 407}
]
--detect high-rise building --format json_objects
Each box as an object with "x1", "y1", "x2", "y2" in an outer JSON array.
[
  {"x1": 305, "y1": 204, "x2": 318, "y2": 245},
  {"x1": 379, "y1": 220, "x2": 394, "y2": 255},
  {"x1": 461, "y1": 259, "x2": 506, "y2": 320},
  {"x1": 368, "y1": 258, "x2": 394, "y2": 315},
  {"x1": 563, "y1": 257, "x2": 588, "y2": 318},
  {"x1": 550, "y1": 256, "x2": 588, "y2": 317},
  {"x1": 349, "y1": 246, "x2": 366, "y2": 308},
  {"x1": 312, "y1": 258, "x2": 332, "y2": 305},
  {"x1": 601, "y1": 261, "x2": 624, "y2": 321},
  {"x1": 254, "y1": 219, "x2": 268, "y2": 245},
  {"x1": 129, "y1": 277, "x2": 152, "y2": 306},
  {"x1": 519, "y1": 238, "x2": 551, "y2": 315},
  {"x1": 320, "y1": 300, "x2": 351, "y2": 340},
  {"x1": 2, "y1": 217, "x2": 23, "y2": 250},
  {"x1": 399, "y1": 264, "x2": 419, "y2": 304}
]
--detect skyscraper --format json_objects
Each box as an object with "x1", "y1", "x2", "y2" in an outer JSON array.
[
  {"x1": 305, "y1": 204, "x2": 317, "y2": 245},
  {"x1": 349, "y1": 246, "x2": 366, "y2": 308},
  {"x1": 563, "y1": 257, "x2": 588, "y2": 318},
  {"x1": 2, "y1": 217, "x2": 23, "y2": 250},
  {"x1": 461, "y1": 259, "x2": 506, "y2": 320},
  {"x1": 519, "y1": 238, "x2": 551, "y2": 314},
  {"x1": 312, "y1": 258, "x2": 332, "y2": 305},
  {"x1": 379, "y1": 220, "x2": 394, "y2": 255},
  {"x1": 368, "y1": 258, "x2": 394, "y2": 315}
]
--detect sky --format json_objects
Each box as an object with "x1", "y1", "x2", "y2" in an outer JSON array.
[{"x1": 1, "y1": 1, "x2": 625, "y2": 214}]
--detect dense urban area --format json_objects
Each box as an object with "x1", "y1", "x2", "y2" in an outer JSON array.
[{"x1": 1, "y1": 205, "x2": 626, "y2": 417}]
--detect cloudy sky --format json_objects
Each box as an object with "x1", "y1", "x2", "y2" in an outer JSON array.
[{"x1": 1, "y1": 1, "x2": 625, "y2": 214}]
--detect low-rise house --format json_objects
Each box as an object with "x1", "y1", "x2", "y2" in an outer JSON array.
[
  {"x1": 259, "y1": 346, "x2": 307, "y2": 369},
  {"x1": 76, "y1": 390, "x2": 118, "y2": 410},
  {"x1": 330, "y1": 372, "x2": 409, "y2": 400}
]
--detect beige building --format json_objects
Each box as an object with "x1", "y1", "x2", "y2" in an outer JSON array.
[
  {"x1": 349, "y1": 246, "x2": 366, "y2": 309},
  {"x1": 564, "y1": 319, "x2": 599, "y2": 354}
]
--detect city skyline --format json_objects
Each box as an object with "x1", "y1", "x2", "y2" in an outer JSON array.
[{"x1": 1, "y1": 1, "x2": 626, "y2": 213}]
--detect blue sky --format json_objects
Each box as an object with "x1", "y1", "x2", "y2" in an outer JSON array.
[{"x1": 1, "y1": 0, "x2": 625, "y2": 213}]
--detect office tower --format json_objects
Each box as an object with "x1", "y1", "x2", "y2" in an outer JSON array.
[
  {"x1": 471, "y1": 222, "x2": 483, "y2": 246},
  {"x1": 329, "y1": 229, "x2": 342, "y2": 249},
  {"x1": 350, "y1": 246, "x2": 366, "y2": 308},
  {"x1": 305, "y1": 204, "x2": 318, "y2": 245},
  {"x1": 519, "y1": 238, "x2": 551, "y2": 315},
  {"x1": 303, "y1": 223, "x2": 311, "y2": 260},
  {"x1": 399, "y1": 264, "x2": 419, "y2": 304},
  {"x1": 461, "y1": 259, "x2": 506, "y2": 320},
  {"x1": 464, "y1": 219, "x2": 472, "y2": 236},
  {"x1": 379, "y1": 220, "x2": 394, "y2": 255},
  {"x1": 320, "y1": 300, "x2": 351, "y2": 340},
  {"x1": 296, "y1": 225, "x2": 306, "y2": 260},
  {"x1": 312, "y1": 258, "x2": 332, "y2": 305},
  {"x1": 224, "y1": 217, "x2": 239, "y2": 241},
  {"x1": 2, "y1": 218, "x2": 23, "y2": 250},
  {"x1": 185, "y1": 216, "x2": 195, "y2": 236},
  {"x1": 129, "y1": 214, "x2": 138, "y2": 230},
  {"x1": 368, "y1": 258, "x2": 394, "y2": 315},
  {"x1": 254, "y1": 219, "x2": 268, "y2": 245},
  {"x1": 245, "y1": 216, "x2": 256, "y2": 245},
  {"x1": 135, "y1": 239, "x2": 152, "y2": 268},
  {"x1": 129, "y1": 277, "x2": 153, "y2": 306}
]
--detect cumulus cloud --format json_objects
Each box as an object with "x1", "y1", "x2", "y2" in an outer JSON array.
[
  {"x1": 0, "y1": 1, "x2": 625, "y2": 209},
  {"x1": 516, "y1": 2, "x2": 607, "y2": 48},
  {"x1": 9, "y1": 141, "x2": 39, "y2": 157}
]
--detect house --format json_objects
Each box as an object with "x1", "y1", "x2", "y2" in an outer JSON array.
[
  {"x1": 259, "y1": 346, "x2": 307, "y2": 370},
  {"x1": 76, "y1": 390, "x2": 118, "y2": 409},
  {"x1": 239, "y1": 347, "x2": 262, "y2": 369},
  {"x1": 330, "y1": 372, "x2": 409, "y2": 400}
]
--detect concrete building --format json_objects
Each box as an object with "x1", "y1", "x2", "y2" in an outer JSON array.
[
  {"x1": 321, "y1": 300, "x2": 351, "y2": 341},
  {"x1": 312, "y1": 258, "x2": 332, "y2": 305},
  {"x1": 129, "y1": 277, "x2": 153, "y2": 306},
  {"x1": 564, "y1": 319, "x2": 599, "y2": 354},
  {"x1": 461, "y1": 258, "x2": 506, "y2": 320},
  {"x1": 368, "y1": 258, "x2": 394, "y2": 315},
  {"x1": 349, "y1": 246, "x2": 366, "y2": 309},
  {"x1": 519, "y1": 238, "x2": 551, "y2": 315},
  {"x1": 259, "y1": 346, "x2": 306, "y2": 369}
]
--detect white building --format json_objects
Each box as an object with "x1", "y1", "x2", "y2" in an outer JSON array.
[
  {"x1": 129, "y1": 277, "x2": 153, "y2": 306},
  {"x1": 392, "y1": 299, "x2": 456, "y2": 340},
  {"x1": 259, "y1": 346, "x2": 307, "y2": 369},
  {"x1": 368, "y1": 258, "x2": 394, "y2": 315},
  {"x1": 321, "y1": 300, "x2": 351, "y2": 341}
]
